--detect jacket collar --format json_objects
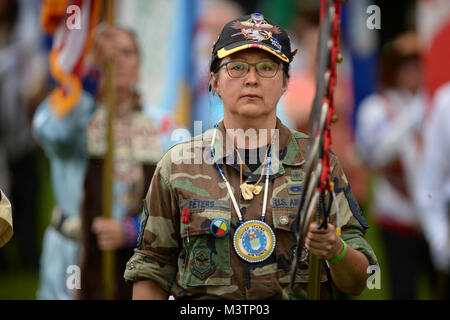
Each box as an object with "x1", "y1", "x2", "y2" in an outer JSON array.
[{"x1": 210, "y1": 118, "x2": 307, "y2": 180}]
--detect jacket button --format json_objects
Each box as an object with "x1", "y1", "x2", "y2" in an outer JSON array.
[{"x1": 279, "y1": 216, "x2": 289, "y2": 226}]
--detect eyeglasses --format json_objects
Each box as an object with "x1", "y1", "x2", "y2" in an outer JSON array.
[{"x1": 214, "y1": 60, "x2": 281, "y2": 78}]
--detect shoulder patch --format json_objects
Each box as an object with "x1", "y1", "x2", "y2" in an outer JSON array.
[
  {"x1": 136, "y1": 200, "x2": 150, "y2": 249},
  {"x1": 344, "y1": 185, "x2": 369, "y2": 229},
  {"x1": 291, "y1": 170, "x2": 304, "y2": 181},
  {"x1": 191, "y1": 247, "x2": 215, "y2": 280},
  {"x1": 287, "y1": 184, "x2": 303, "y2": 195}
]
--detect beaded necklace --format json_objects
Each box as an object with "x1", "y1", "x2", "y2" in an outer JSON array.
[{"x1": 210, "y1": 123, "x2": 276, "y2": 263}]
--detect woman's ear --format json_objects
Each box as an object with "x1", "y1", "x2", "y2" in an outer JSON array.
[
  {"x1": 210, "y1": 72, "x2": 220, "y2": 96},
  {"x1": 281, "y1": 76, "x2": 289, "y2": 95}
]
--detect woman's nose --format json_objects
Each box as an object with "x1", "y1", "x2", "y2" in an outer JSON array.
[{"x1": 245, "y1": 65, "x2": 259, "y2": 86}]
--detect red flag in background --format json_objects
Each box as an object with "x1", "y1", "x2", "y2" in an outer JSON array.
[
  {"x1": 40, "y1": 0, "x2": 102, "y2": 117},
  {"x1": 418, "y1": 0, "x2": 450, "y2": 104}
]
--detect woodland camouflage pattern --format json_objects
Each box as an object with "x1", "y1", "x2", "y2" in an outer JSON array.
[{"x1": 124, "y1": 119, "x2": 378, "y2": 299}]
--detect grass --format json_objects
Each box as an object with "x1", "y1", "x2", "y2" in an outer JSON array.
[
  {"x1": 354, "y1": 190, "x2": 434, "y2": 300},
  {"x1": 0, "y1": 269, "x2": 39, "y2": 300},
  {"x1": 0, "y1": 149, "x2": 53, "y2": 300}
]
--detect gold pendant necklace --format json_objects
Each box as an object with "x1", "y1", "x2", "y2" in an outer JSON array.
[{"x1": 234, "y1": 144, "x2": 270, "y2": 201}]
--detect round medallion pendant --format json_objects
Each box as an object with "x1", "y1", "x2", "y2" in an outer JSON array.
[{"x1": 233, "y1": 220, "x2": 276, "y2": 263}]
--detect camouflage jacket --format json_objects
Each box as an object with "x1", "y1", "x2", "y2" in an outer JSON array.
[{"x1": 124, "y1": 118, "x2": 378, "y2": 299}]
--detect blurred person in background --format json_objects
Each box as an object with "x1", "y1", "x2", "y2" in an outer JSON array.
[
  {"x1": 33, "y1": 25, "x2": 165, "y2": 299},
  {"x1": 0, "y1": 0, "x2": 47, "y2": 271},
  {"x1": 355, "y1": 32, "x2": 434, "y2": 299},
  {"x1": 284, "y1": 1, "x2": 368, "y2": 205},
  {"x1": 415, "y1": 82, "x2": 450, "y2": 299},
  {"x1": 192, "y1": 0, "x2": 243, "y2": 129},
  {"x1": 283, "y1": 0, "x2": 319, "y2": 135}
]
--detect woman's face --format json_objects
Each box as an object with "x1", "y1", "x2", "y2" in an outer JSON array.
[
  {"x1": 396, "y1": 58, "x2": 421, "y2": 93},
  {"x1": 112, "y1": 30, "x2": 140, "y2": 91},
  {"x1": 210, "y1": 48, "x2": 288, "y2": 121}
]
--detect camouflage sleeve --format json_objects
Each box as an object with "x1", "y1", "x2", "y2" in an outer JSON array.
[
  {"x1": 0, "y1": 190, "x2": 13, "y2": 248},
  {"x1": 340, "y1": 220, "x2": 378, "y2": 267},
  {"x1": 329, "y1": 154, "x2": 378, "y2": 267},
  {"x1": 124, "y1": 155, "x2": 180, "y2": 293}
]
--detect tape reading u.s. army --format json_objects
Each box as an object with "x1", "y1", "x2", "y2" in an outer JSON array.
[{"x1": 272, "y1": 197, "x2": 300, "y2": 208}]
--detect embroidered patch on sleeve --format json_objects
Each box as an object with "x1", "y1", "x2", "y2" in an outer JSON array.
[
  {"x1": 291, "y1": 170, "x2": 304, "y2": 181},
  {"x1": 344, "y1": 185, "x2": 369, "y2": 229},
  {"x1": 136, "y1": 200, "x2": 150, "y2": 250},
  {"x1": 191, "y1": 248, "x2": 215, "y2": 280},
  {"x1": 287, "y1": 184, "x2": 303, "y2": 195}
]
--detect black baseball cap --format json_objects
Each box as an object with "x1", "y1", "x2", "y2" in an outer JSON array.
[{"x1": 211, "y1": 13, "x2": 297, "y2": 70}]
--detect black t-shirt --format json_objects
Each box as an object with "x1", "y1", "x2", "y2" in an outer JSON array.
[{"x1": 235, "y1": 145, "x2": 268, "y2": 173}]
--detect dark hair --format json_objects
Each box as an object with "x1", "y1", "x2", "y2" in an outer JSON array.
[
  {"x1": 379, "y1": 32, "x2": 419, "y2": 90},
  {"x1": 282, "y1": 62, "x2": 291, "y2": 79}
]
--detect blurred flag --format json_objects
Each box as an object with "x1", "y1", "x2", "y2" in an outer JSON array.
[
  {"x1": 40, "y1": 0, "x2": 102, "y2": 117},
  {"x1": 341, "y1": 0, "x2": 378, "y2": 135},
  {"x1": 117, "y1": 0, "x2": 197, "y2": 133},
  {"x1": 418, "y1": 0, "x2": 450, "y2": 103},
  {"x1": 162, "y1": 0, "x2": 197, "y2": 129}
]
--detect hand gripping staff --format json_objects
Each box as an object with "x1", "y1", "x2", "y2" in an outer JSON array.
[{"x1": 289, "y1": 0, "x2": 344, "y2": 300}]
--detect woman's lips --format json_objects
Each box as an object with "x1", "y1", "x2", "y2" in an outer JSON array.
[{"x1": 241, "y1": 94, "x2": 261, "y2": 100}]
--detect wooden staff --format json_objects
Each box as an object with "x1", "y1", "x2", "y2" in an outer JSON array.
[
  {"x1": 101, "y1": 0, "x2": 115, "y2": 300},
  {"x1": 289, "y1": 0, "x2": 343, "y2": 300},
  {"x1": 307, "y1": 254, "x2": 322, "y2": 299}
]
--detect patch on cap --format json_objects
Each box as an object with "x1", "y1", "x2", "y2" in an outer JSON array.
[{"x1": 212, "y1": 13, "x2": 295, "y2": 64}]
